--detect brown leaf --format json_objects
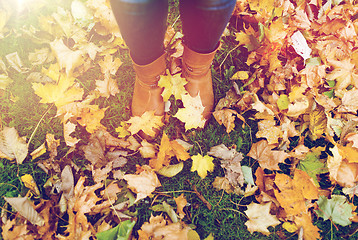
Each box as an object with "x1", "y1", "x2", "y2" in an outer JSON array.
[
  {"x1": 247, "y1": 140, "x2": 289, "y2": 170},
  {"x1": 174, "y1": 194, "x2": 187, "y2": 219}
]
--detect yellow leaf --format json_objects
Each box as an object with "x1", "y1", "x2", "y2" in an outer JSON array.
[
  {"x1": 21, "y1": 174, "x2": 40, "y2": 196},
  {"x1": 191, "y1": 154, "x2": 214, "y2": 179},
  {"x1": 256, "y1": 119, "x2": 283, "y2": 145},
  {"x1": 0, "y1": 74, "x2": 12, "y2": 90},
  {"x1": 157, "y1": 162, "x2": 184, "y2": 178},
  {"x1": 338, "y1": 145, "x2": 358, "y2": 163},
  {"x1": 127, "y1": 111, "x2": 164, "y2": 137},
  {"x1": 76, "y1": 106, "x2": 108, "y2": 133},
  {"x1": 95, "y1": 75, "x2": 119, "y2": 98},
  {"x1": 32, "y1": 72, "x2": 84, "y2": 108},
  {"x1": 158, "y1": 70, "x2": 188, "y2": 101},
  {"x1": 115, "y1": 121, "x2": 130, "y2": 138},
  {"x1": 174, "y1": 193, "x2": 187, "y2": 219},
  {"x1": 231, "y1": 71, "x2": 249, "y2": 80},
  {"x1": 282, "y1": 222, "x2": 298, "y2": 233},
  {"x1": 30, "y1": 142, "x2": 46, "y2": 159},
  {"x1": 174, "y1": 94, "x2": 206, "y2": 131},
  {"x1": 309, "y1": 104, "x2": 327, "y2": 140}
]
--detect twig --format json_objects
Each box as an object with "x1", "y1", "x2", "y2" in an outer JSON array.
[
  {"x1": 27, "y1": 103, "x2": 54, "y2": 147},
  {"x1": 187, "y1": 180, "x2": 212, "y2": 210},
  {"x1": 219, "y1": 44, "x2": 240, "y2": 72}
]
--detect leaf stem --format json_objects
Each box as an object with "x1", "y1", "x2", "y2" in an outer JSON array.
[{"x1": 27, "y1": 103, "x2": 54, "y2": 148}]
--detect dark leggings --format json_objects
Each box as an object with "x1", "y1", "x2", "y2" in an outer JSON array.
[{"x1": 110, "y1": 0, "x2": 236, "y2": 65}]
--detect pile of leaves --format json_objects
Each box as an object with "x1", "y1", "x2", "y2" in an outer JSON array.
[{"x1": 1, "y1": 0, "x2": 358, "y2": 239}]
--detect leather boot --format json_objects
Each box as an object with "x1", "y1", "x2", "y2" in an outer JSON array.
[
  {"x1": 131, "y1": 53, "x2": 166, "y2": 117},
  {"x1": 182, "y1": 43, "x2": 220, "y2": 120}
]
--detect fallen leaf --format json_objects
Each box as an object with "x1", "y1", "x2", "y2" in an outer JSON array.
[
  {"x1": 294, "y1": 213, "x2": 321, "y2": 240},
  {"x1": 123, "y1": 165, "x2": 161, "y2": 203},
  {"x1": 158, "y1": 70, "x2": 188, "y2": 101},
  {"x1": 174, "y1": 194, "x2": 187, "y2": 219},
  {"x1": 157, "y1": 162, "x2": 184, "y2": 177},
  {"x1": 96, "y1": 220, "x2": 135, "y2": 240},
  {"x1": 95, "y1": 75, "x2": 119, "y2": 98},
  {"x1": 98, "y1": 55, "x2": 122, "y2": 75},
  {"x1": 309, "y1": 104, "x2": 327, "y2": 140},
  {"x1": 244, "y1": 202, "x2": 281, "y2": 235},
  {"x1": 139, "y1": 140, "x2": 157, "y2": 159},
  {"x1": 247, "y1": 140, "x2": 289, "y2": 170},
  {"x1": 21, "y1": 174, "x2": 40, "y2": 196},
  {"x1": 0, "y1": 74, "x2": 12, "y2": 90},
  {"x1": 315, "y1": 195, "x2": 354, "y2": 226},
  {"x1": 174, "y1": 94, "x2": 206, "y2": 130},
  {"x1": 4, "y1": 197, "x2": 44, "y2": 226},
  {"x1": 127, "y1": 111, "x2": 164, "y2": 137},
  {"x1": 0, "y1": 127, "x2": 28, "y2": 164},
  {"x1": 30, "y1": 142, "x2": 46, "y2": 160},
  {"x1": 212, "y1": 176, "x2": 234, "y2": 194},
  {"x1": 191, "y1": 154, "x2": 214, "y2": 179}
]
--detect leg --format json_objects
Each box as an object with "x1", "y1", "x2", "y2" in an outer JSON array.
[
  {"x1": 179, "y1": 0, "x2": 236, "y2": 120},
  {"x1": 110, "y1": 0, "x2": 168, "y2": 65},
  {"x1": 179, "y1": 0, "x2": 236, "y2": 53}
]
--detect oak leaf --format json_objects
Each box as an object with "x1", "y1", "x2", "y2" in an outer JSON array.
[
  {"x1": 127, "y1": 111, "x2": 164, "y2": 137},
  {"x1": 244, "y1": 202, "x2": 281, "y2": 235},
  {"x1": 174, "y1": 94, "x2": 206, "y2": 131},
  {"x1": 191, "y1": 154, "x2": 214, "y2": 179},
  {"x1": 174, "y1": 194, "x2": 187, "y2": 219}
]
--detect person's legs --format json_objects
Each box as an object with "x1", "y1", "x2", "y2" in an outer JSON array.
[
  {"x1": 179, "y1": 0, "x2": 236, "y2": 120},
  {"x1": 179, "y1": 0, "x2": 236, "y2": 53},
  {"x1": 110, "y1": 0, "x2": 168, "y2": 119},
  {"x1": 110, "y1": 0, "x2": 168, "y2": 65}
]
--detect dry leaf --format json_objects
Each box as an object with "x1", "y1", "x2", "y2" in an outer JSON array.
[
  {"x1": 98, "y1": 55, "x2": 122, "y2": 75},
  {"x1": 212, "y1": 176, "x2": 234, "y2": 194},
  {"x1": 174, "y1": 94, "x2": 206, "y2": 130},
  {"x1": 174, "y1": 194, "x2": 187, "y2": 219},
  {"x1": 127, "y1": 111, "x2": 164, "y2": 137},
  {"x1": 158, "y1": 70, "x2": 188, "y2": 101},
  {"x1": 95, "y1": 75, "x2": 119, "y2": 98},
  {"x1": 244, "y1": 202, "x2": 281, "y2": 235},
  {"x1": 123, "y1": 165, "x2": 161, "y2": 203},
  {"x1": 0, "y1": 127, "x2": 28, "y2": 164},
  {"x1": 30, "y1": 142, "x2": 46, "y2": 160},
  {"x1": 4, "y1": 197, "x2": 44, "y2": 226},
  {"x1": 21, "y1": 174, "x2": 40, "y2": 196},
  {"x1": 247, "y1": 140, "x2": 289, "y2": 170}
]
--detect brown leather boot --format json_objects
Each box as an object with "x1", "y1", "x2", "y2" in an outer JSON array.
[
  {"x1": 131, "y1": 53, "x2": 166, "y2": 117},
  {"x1": 182, "y1": 44, "x2": 220, "y2": 120}
]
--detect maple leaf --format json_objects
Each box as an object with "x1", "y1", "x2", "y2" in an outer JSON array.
[
  {"x1": 256, "y1": 119, "x2": 283, "y2": 145},
  {"x1": 326, "y1": 58, "x2": 358, "y2": 90},
  {"x1": 123, "y1": 165, "x2": 161, "y2": 203},
  {"x1": 297, "y1": 147, "x2": 328, "y2": 185},
  {"x1": 191, "y1": 154, "x2": 214, "y2": 179},
  {"x1": 75, "y1": 105, "x2": 108, "y2": 133},
  {"x1": 174, "y1": 94, "x2": 206, "y2": 131},
  {"x1": 0, "y1": 126, "x2": 28, "y2": 164},
  {"x1": 244, "y1": 202, "x2": 281, "y2": 235},
  {"x1": 95, "y1": 75, "x2": 119, "y2": 98},
  {"x1": 294, "y1": 213, "x2": 321, "y2": 240},
  {"x1": 158, "y1": 70, "x2": 188, "y2": 101},
  {"x1": 212, "y1": 176, "x2": 234, "y2": 194},
  {"x1": 247, "y1": 140, "x2": 289, "y2": 170},
  {"x1": 98, "y1": 55, "x2": 122, "y2": 75},
  {"x1": 127, "y1": 111, "x2": 164, "y2": 137},
  {"x1": 316, "y1": 195, "x2": 355, "y2": 226},
  {"x1": 32, "y1": 68, "x2": 84, "y2": 108}
]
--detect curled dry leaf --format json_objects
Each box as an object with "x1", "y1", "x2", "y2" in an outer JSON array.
[
  {"x1": 174, "y1": 194, "x2": 187, "y2": 219},
  {"x1": 21, "y1": 174, "x2": 40, "y2": 196}
]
